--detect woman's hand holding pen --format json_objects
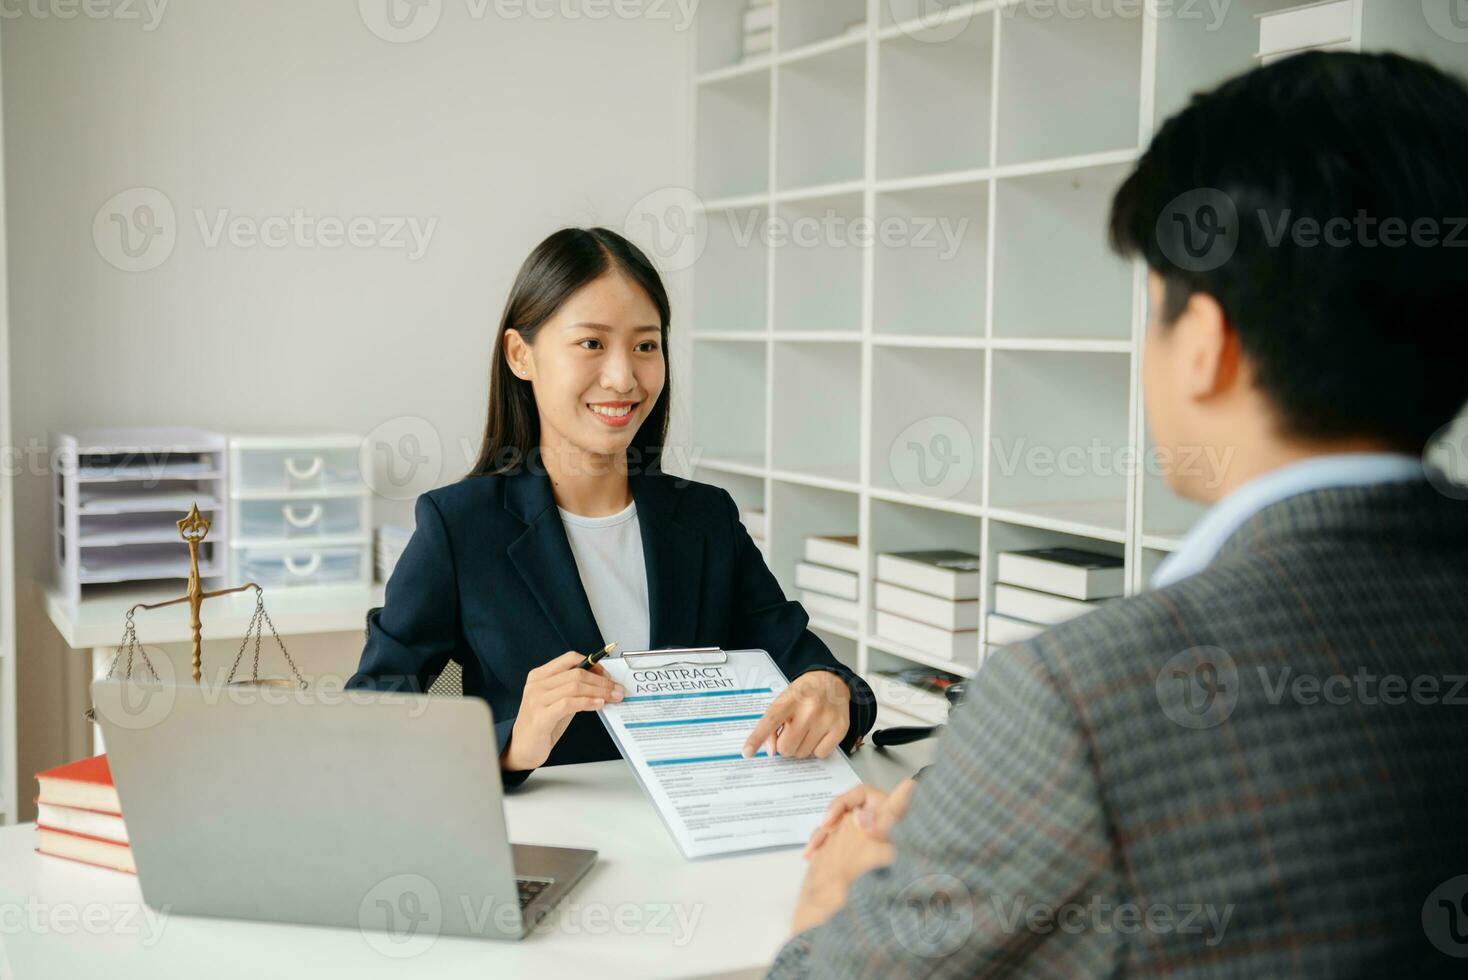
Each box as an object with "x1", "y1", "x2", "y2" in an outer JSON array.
[
  {"x1": 500, "y1": 651, "x2": 625, "y2": 773},
  {"x1": 740, "y1": 670, "x2": 851, "y2": 761}
]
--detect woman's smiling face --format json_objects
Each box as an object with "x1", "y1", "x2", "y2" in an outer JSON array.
[{"x1": 504, "y1": 270, "x2": 666, "y2": 466}]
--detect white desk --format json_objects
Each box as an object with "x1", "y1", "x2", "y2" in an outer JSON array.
[{"x1": 0, "y1": 743, "x2": 932, "y2": 979}]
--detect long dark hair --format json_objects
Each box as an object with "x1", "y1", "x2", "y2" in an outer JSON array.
[{"x1": 468, "y1": 227, "x2": 672, "y2": 478}]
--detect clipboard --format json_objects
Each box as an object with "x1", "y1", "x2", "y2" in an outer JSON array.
[
  {"x1": 618, "y1": 646, "x2": 726, "y2": 668},
  {"x1": 594, "y1": 647, "x2": 862, "y2": 860}
]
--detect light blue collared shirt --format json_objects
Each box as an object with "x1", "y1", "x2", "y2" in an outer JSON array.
[{"x1": 1150, "y1": 453, "x2": 1428, "y2": 590}]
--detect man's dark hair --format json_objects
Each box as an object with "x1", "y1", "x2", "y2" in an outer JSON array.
[{"x1": 1110, "y1": 51, "x2": 1468, "y2": 452}]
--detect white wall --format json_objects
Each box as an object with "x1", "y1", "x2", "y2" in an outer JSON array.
[{"x1": 1, "y1": 0, "x2": 692, "y2": 819}]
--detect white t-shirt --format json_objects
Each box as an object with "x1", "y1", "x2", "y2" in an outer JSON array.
[{"x1": 557, "y1": 500, "x2": 651, "y2": 653}]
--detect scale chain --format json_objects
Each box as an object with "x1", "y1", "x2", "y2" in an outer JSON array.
[{"x1": 224, "y1": 587, "x2": 307, "y2": 689}]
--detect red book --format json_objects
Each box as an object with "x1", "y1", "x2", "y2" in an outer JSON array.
[
  {"x1": 36, "y1": 803, "x2": 128, "y2": 844},
  {"x1": 35, "y1": 754, "x2": 120, "y2": 815},
  {"x1": 35, "y1": 827, "x2": 136, "y2": 874}
]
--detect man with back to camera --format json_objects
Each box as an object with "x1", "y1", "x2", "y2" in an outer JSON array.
[{"x1": 767, "y1": 50, "x2": 1468, "y2": 978}]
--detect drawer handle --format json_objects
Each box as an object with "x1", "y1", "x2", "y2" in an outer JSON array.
[
  {"x1": 282, "y1": 553, "x2": 322, "y2": 577},
  {"x1": 284, "y1": 456, "x2": 324, "y2": 481},
  {"x1": 281, "y1": 504, "x2": 323, "y2": 529}
]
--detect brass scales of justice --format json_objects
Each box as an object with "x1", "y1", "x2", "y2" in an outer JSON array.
[{"x1": 83, "y1": 502, "x2": 307, "y2": 721}]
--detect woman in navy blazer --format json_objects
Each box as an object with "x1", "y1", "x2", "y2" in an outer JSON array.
[{"x1": 348, "y1": 227, "x2": 875, "y2": 786}]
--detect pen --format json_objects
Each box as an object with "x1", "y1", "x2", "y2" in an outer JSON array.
[{"x1": 578, "y1": 642, "x2": 617, "y2": 670}]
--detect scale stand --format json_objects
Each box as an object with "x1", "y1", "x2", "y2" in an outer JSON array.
[{"x1": 83, "y1": 502, "x2": 307, "y2": 722}]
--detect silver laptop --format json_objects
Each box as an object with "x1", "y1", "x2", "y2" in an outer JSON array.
[{"x1": 92, "y1": 678, "x2": 596, "y2": 940}]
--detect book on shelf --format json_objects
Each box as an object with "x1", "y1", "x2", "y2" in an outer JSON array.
[
  {"x1": 794, "y1": 562, "x2": 858, "y2": 601},
  {"x1": 875, "y1": 550, "x2": 981, "y2": 601},
  {"x1": 995, "y1": 547, "x2": 1124, "y2": 601},
  {"x1": 800, "y1": 589, "x2": 859, "y2": 626},
  {"x1": 875, "y1": 610, "x2": 980, "y2": 666},
  {"x1": 743, "y1": 4, "x2": 773, "y2": 33},
  {"x1": 741, "y1": 507, "x2": 768, "y2": 539},
  {"x1": 986, "y1": 613, "x2": 1045, "y2": 647},
  {"x1": 993, "y1": 583, "x2": 1108, "y2": 627},
  {"x1": 804, "y1": 533, "x2": 860, "y2": 572},
  {"x1": 743, "y1": 27, "x2": 773, "y2": 56},
  {"x1": 874, "y1": 581, "x2": 979, "y2": 632},
  {"x1": 1257, "y1": 0, "x2": 1355, "y2": 62}
]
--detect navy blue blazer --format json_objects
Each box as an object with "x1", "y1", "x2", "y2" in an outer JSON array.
[{"x1": 347, "y1": 466, "x2": 876, "y2": 787}]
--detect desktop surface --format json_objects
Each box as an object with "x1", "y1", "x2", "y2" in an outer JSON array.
[{"x1": 0, "y1": 743, "x2": 932, "y2": 979}]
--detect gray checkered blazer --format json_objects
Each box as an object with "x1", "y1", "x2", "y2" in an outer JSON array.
[{"x1": 770, "y1": 480, "x2": 1468, "y2": 978}]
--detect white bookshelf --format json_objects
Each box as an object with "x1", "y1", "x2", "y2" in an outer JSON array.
[{"x1": 685, "y1": 0, "x2": 1466, "y2": 710}]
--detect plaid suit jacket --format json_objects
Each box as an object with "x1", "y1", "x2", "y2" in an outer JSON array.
[{"x1": 770, "y1": 480, "x2": 1468, "y2": 978}]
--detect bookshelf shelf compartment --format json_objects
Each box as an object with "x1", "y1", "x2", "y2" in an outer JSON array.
[
  {"x1": 869, "y1": 499, "x2": 984, "y2": 592},
  {"x1": 692, "y1": 341, "x2": 768, "y2": 468},
  {"x1": 776, "y1": 42, "x2": 866, "y2": 192},
  {"x1": 984, "y1": 519, "x2": 1125, "y2": 630},
  {"x1": 1140, "y1": 434, "x2": 1211, "y2": 542},
  {"x1": 769, "y1": 480, "x2": 860, "y2": 603},
  {"x1": 771, "y1": 341, "x2": 861, "y2": 484},
  {"x1": 873, "y1": 183, "x2": 988, "y2": 339},
  {"x1": 813, "y1": 626, "x2": 863, "y2": 673},
  {"x1": 992, "y1": 164, "x2": 1133, "y2": 341},
  {"x1": 778, "y1": 0, "x2": 868, "y2": 55},
  {"x1": 695, "y1": 466, "x2": 766, "y2": 518},
  {"x1": 697, "y1": 71, "x2": 771, "y2": 200},
  {"x1": 988, "y1": 349, "x2": 1131, "y2": 521},
  {"x1": 995, "y1": 4, "x2": 1143, "y2": 166},
  {"x1": 1152, "y1": 0, "x2": 1297, "y2": 127},
  {"x1": 867, "y1": 635, "x2": 978, "y2": 680},
  {"x1": 876, "y1": 13, "x2": 994, "y2": 180},
  {"x1": 871, "y1": 347, "x2": 986, "y2": 506},
  {"x1": 696, "y1": 0, "x2": 768, "y2": 74},
  {"x1": 773, "y1": 193, "x2": 864, "y2": 334},
  {"x1": 694, "y1": 206, "x2": 770, "y2": 334},
  {"x1": 1139, "y1": 546, "x2": 1172, "y2": 588}
]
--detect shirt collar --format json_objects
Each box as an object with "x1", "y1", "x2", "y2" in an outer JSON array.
[{"x1": 1150, "y1": 452, "x2": 1427, "y2": 590}]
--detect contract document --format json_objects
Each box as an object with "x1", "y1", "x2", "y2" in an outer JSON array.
[{"x1": 596, "y1": 647, "x2": 862, "y2": 859}]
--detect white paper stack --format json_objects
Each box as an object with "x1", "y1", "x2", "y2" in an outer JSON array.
[
  {"x1": 797, "y1": 533, "x2": 861, "y2": 627},
  {"x1": 873, "y1": 550, "x2": 982, "y2": 667},
  {"x1": 987, "y1": 547, "x2": 1122, "y2": 648},
  {"x1": 743, "y1": 0, "x2": 773, "y2": 58},
  {"x1": 375, "y1": 524, "x2": 413, "y2": 584}
]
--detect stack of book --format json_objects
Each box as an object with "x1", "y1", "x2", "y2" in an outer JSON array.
[
  {"x1": 1257, "y1": 0, "x2": 1355, "y2": 64},
  {"x1": 796, "y1": 533, "x2": 860, "y2": 627},
  {"x1": 742, "y1": 507, "x2": 769, "y2": 562},
  {"x1": 873, "y1": 550, "x2": 982, "y2": 667},
  {"x1": 742, "y1": 0, "x2": 773, "y2": 59},
  {"x1": 35, "y1": 754, "x2": 134, "y2": 874},
  {"x1": 376, "y1": 524, "x2": 412, "y2": 584},
  {"x1": 987, "y1": 548, "x2": 1124, "y2": 648}
]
